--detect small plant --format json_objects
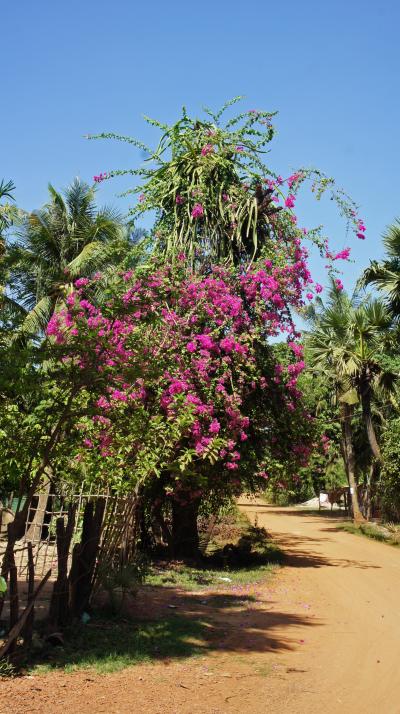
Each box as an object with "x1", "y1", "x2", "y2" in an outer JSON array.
[
  {"x1": 0, "y1": 658, "x2": 16, "y2": 678},
  {"x1": 383, "y1": 522, "x2": 400, "y2": 544},
  {"x1": 97, "y1": 558, "x2": 148, "y2": 614}
]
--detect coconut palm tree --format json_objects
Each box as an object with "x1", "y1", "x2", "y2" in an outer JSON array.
[
  {"x1": 305, "y1": 281, "x2": 395, "y2": 521},
  {"x1": 360, "y1": 219, "x2": 400, "y2": 317},
  {"x1": 5, "y1": 179, "x2": 128, "y2": 337},
  {"x1": 0, "y1": 179, "x2": 26, "y2": 332},
  {"x1": 0, "y1": 179, "x2": 18, "y2": 244}
]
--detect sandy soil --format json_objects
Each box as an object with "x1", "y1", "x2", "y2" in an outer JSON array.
[{"x1": 3, "y1": 499, "x2": 400, "y2": 714}]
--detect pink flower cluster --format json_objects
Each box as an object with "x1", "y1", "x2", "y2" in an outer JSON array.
[
  {"x1": 191, "y1": 203, "x2": 204, "y2": 218},
  {"x1": 332, "y1": 247, "x2": 351, "y2": 261},
  {"x1": 93, "y1": 173, "x2": 107, "y2": 183},
  {"x1": 50, "y1": 256, "x2": 311, "y2": 494}
]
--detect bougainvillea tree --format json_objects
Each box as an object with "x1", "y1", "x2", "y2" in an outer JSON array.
[
  {"x1": 54, "y1": 98, "x2": 367, "y2": 551},
  {"x1": 49, "y1": 249, "x2": 315, "y2": 554}
]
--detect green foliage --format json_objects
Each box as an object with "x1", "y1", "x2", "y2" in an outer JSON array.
[
  {"x1": 380, "y1": 417, "x2": 400, "y2": 521},
  {"x1": 0, "y1": 658, "x2": 16, "y2": 678},
  {"x1": 5, "y1": 179, "x2": 128, "y2": 337},
  {"x1": 304, "y1": 279, "x2": 397, "y2": 472},
  {"x1": 0, "y1": 179, "x2": 21, "y2": 240},
  {"x1": 360, "y1": 218, "x2": 400, "y2": 317},
  {"x1": 305, "y1": 280, "x2": 393, "y2": 388},
  {"x1": 0, "y1": 328, "x2": 123, "y2": 499},
  {"x1": 97, "y1": 558, "x2": 149, "y2": 614}
]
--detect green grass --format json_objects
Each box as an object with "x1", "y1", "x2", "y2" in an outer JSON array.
[
  {"x1": 340, "y1": 521, "x2": 400, "y2": 546},
  {"x1": 146, "y1": 560, "x2": 278, "y2": 590},
  {"x1": 29, "y1": 615, "x2": 210, "y2": 675}
]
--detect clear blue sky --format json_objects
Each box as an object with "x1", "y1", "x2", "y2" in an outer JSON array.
[{"x1": 2, "y1": 0, "x2": 400, "y2": 289}]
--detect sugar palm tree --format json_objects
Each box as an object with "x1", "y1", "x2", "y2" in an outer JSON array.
[
  {"x1": 360, "y1": 219, "x2": 400, "y2": 317},
  {"x1": 6, "y1": 179, "x2": 128, "y2": 337},
  {"x1": 305, "y1": 282, "x2": 395, "y2": 521}
]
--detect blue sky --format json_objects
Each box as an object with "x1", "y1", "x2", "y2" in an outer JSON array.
[{"x1": 2, "y1": 0, "x2": 399, "y2": 289}]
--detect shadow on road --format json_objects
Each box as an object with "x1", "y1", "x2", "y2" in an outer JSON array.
[{"x1": 29, "y1": 586, "x2": 320, "y2": 672}]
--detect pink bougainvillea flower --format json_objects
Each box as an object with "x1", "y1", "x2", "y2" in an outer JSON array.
[
  {"x1": 175, "y1": 194, "x2": 184, "y2": 205},
  {"x1": 306, "y1": 292, "x2": 314, "y2": 300},
  {"x1": 220, "y1": 336, "x2": 235, "y2": 353},
  {"x1": 235, "y1": 145, "x2": 244, "y2": 152},
  {"x1": 196, "y1": 333, "x2": 214, "y2": 350},
  {"x1": 315, "y1": 283, "x2": 323, "y2": 293},
  {"x1": 191, "y1": 203, "x2": 204, "y2": 219},
  {"x1": 93, "y1": 172, "x2": 107, "y2": 183},
  {"x1": 335, "y1": 279, "x2": 344, "y2": 291},
  {"x1": 333, "y1": 247, "x2": 351, "y2": 261},
  {"x1": 209, "y1": 419, "x2": 221, "y2": 434},
  {"x1": 285, "y1": 194, "x2": 296, "y2": 209},
  {"x1": 287, "y1": 172, "x2": 301, "y2": 188},
  {"x1": 357, "y1": 232, "x2": 366, "y2": 240},
  {"x1": 75, "y1": 277, "x2": 89, "y2": 288}
]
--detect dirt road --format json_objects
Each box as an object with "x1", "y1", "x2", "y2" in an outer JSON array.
[
  {"x1": 244, "y1": 501, "x2": 400, "y2": 714},
  {"x1": 3, "y1": 501, "x2": 400, "y2": 714}
]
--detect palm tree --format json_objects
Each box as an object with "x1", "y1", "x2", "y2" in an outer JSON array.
[
  {"x1": 305, "y1": 282, "x2": 395, "y2": 521},
  {"x1": 0, "y1": 179, "x2": 26, "y2": 332},
  {"x1": 5, "y1": 179, "x2": 127, "y2": 337},
  {"x1": 360, "y1": 219, "x2": 400, "y2": 317},
  {"x1": 0, "y1": 179, "x2": 18, "y2": 245}
]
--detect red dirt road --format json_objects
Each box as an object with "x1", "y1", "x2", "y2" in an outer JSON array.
[{"x1": 3, "y1": 500, "x2": 400, "y2": 714}]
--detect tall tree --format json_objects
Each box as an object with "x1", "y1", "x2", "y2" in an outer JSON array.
[
  {"x1": 0, "y1": 179, "x2": 25, "y2": 334},
  {"x1": 0, "y1": 179, "x2": 18, "y2": 248},
  {"x1": 305, "y1": 282, "x2": 395, "y2": 521},
  {"x1": 5, "y1": 179, "x2": 127, "y2": 337}
]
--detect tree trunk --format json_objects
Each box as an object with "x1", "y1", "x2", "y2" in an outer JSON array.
[
  {"x1": 171, "y1": 497, "x2": 200, "y2": 559},
  {"x1": 69, "y1": 499, "x2": 105, "y2": 618},
  {"x1": 49, "y1": 505, "x2": 76, "y2": 628},
  {"x1": 341, "y1": 403, "x2": 365, "y2": 523},
  {"x1": 359, "y1": 374, "x2": 382, "y2": 518},
  {"x1": 360, "y1": 373, "x2": 381, "y2": 462},
  {"x1": 22, "y1": 543, "x2": 35, "y2": 648}
]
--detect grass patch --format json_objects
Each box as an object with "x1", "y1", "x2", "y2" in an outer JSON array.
[
  {"x1": 146, "y1": 560, "x2": 278, "y2": 590},
  {"x1": 341, "y1": 521, "x2": 400, "y2": 546},
  {"x1": 147, "y1": 517, "x2": 283, "y2": 591},
  {"x1": 29, "y1": 615, "x2": 209, "y2": 675}
]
